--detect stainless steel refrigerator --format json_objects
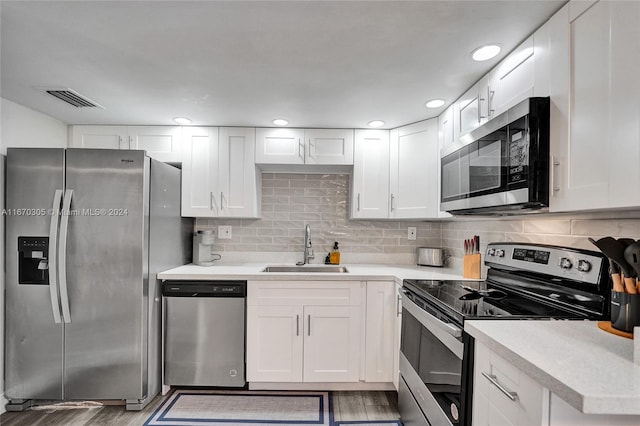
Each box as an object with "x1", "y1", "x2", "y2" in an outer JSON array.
[{"x1": 4, "y1": 148, "x2": 192, "y2": 411}]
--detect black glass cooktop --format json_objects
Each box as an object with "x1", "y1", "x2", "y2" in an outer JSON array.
[{"x1": 402, "y1": 278, "x2": 599, "y2": 326}]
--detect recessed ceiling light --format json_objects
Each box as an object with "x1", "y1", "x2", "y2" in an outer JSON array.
[
  {"x1": 173, "y1": 117, "x2": 192, "y2": 125},
  {"x1": 425, "y1": 99, "x2": 445, "y2": 109},
  {"x1": 272, "y1": 119, "x2": 289, "y2": 126},
  {"x1": 471, "y1": 44, "x2": 501, "y2": 61},
  {"x1": 368, "y1": 120, "x2": 385, "y2": 128}
]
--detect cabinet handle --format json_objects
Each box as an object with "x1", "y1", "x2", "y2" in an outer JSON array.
[
  {"x1": 390, "y1": 193, "x2": 395, "y2": 212},
  {"x1": 128, "y1": 136, "x2": 133, "y2": 150},
  {"x1": 308, "y1": 138, "x2": 314, "y2": 157},
  {"x1": 299, "y1": 139, "x2": 304, "y2": 161},
  {"x1": 481, "y1": 371, "x2": 518, "y2": 401},
  {"x1": 308, "y1": 314, "x2": 311, "y2": 336},
  {"x1": 488, "y1": 88, "x2": 495, "y2": 117},
  {"x1": 357, "y1": 193, "x2": 361, "y2": 212},
  {"x1": 478, "y1": 97, "x2": 487, "y2": 120},
  {"x1": 220, "y1": 192, "x2": 224, "y2": 210},
  {"x1": 210, "y1": 192, "x2": 214, "y2": 211},
  {"x1": 296, "y1": 315, "x2": 300, "y2": 336},
  {"x1": 396, "y1": 294, "x2": 402, "y2": 317},
  {"x1": 551, "y1": 155, "x2": 560, "y2": 195}
]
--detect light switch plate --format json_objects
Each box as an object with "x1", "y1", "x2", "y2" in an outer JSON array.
[
  {"x1": 408, "y1": 227, "x2": 417, "y2": 240},
  {"x1": 218, "y1": 225, "x2": 232, "y2": 239}
]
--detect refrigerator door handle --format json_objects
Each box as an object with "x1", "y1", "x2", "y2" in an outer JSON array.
[
  {"x1": 48, "y1": 189, "x2": 64, "y2": 324},
  {"x1": 58, "y1": 189, "x2": 73, "y2": 323}
]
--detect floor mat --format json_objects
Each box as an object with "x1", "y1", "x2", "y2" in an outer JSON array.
[{"x1": 144, "y1": 389, "x2": 332, "y2": 426}]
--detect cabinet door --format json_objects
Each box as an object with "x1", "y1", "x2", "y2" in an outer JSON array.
[
  {"x1": 607, "y1": 1, "x2": 640, "y2": 207},
  {"x1": 389, "y1": 120, "x2": 439, "y2": 219},
  {"x1": 549, "y1": 1, "x2": 616, "y2": 212},
  {"x1": 70, "y1": 126, "x2": 129, "y2": 149},
  {"x1": 303, "y1": 305, "x2": 361, "y2": 382},
  {"x1": 304, "y1": 129, "x2": 354, "y2": 165},
  {"x1": 246, "y1": 305, "x2": 303, "y2": 382},
  {"x1": 218, "y1": 127, "x2": 260, "y2": 218},
  {"x1": 364, "y1": 281, "x2": 397, "y2": 383},
  {"x1": 128, "y1": 126, "x2": 182, "y2": 163},
  {"x1": 438, "y1": 105, "x2": 455, "y2": 149},
  {"x1": 351, "y1": 129, "x2": 390, "y2": 219},
  {"x1": 255, "y1": 128, "x2": 305, "y2": 164},
  {"x1": 181, "y1": 127, "x2": 219, "y2": 217},
  {"x1": 488, "y1": 36, "x2": 535, "y2": 118}
]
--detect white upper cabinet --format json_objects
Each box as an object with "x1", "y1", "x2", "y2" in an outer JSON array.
[
  {"x1": 70, "y1": 125, "x2": 129, "y2": 150},
  {"x1": 352, "y1": 121, "x2": 443, "y2": 220},
  {"x1": 488, "y1": 36, "x2": 536, "y2": 118},
  {"x1": 389, "y1": 120, "x2": 440, "y2": 219},
  {"x1": 305, "y1": 129, "x2": 354, "y2": 165},
  {"x1": 351, "y1": 129, "x2": 390, "y2": 219},
  {"x1": 438, "y1": 104, "x2": 457, "y2": 150},
  {"x1": 255, "y1": 128, "x2": 354, "y2": 165},
  {"x1": 182, "y1": 127, "x2": 260, "y2": 218},
  {"x1": 70, "y1": 125, "x2": 182, "y2": 163},
  {"x1": 549, "y1": 0, "x2": 640, "y2": 212},
  {"x1": 217, "y1": 127, "x2": 261, "y2": 218},
  {"x1": 458, "y1": 76, "x2": 490, "y2": 136},
  {"x1": 181, "y1": 127, "x2": 219, "y2": 217}
]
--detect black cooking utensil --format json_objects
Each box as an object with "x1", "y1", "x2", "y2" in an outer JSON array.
[{"x1": 589, "y1": 237, "x2": 625, "y2": 292}]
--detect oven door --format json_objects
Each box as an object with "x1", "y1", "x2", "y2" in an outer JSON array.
[{"x1": 399, "y1": 293, "x2": 464, "y2": 426}]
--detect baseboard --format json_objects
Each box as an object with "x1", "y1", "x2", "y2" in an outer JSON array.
[{"x1": 248, "y1": 382, "x2": 395, "y2": 391}]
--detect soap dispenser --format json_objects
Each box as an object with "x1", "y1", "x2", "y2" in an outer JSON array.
[{"x1": 330, "y1": 241, "x2": 341, "y2": 265}]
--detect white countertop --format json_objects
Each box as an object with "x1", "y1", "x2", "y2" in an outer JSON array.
[
  {"x1": 465, "y1": 320, "x2": 640, "y2": 415},
  {"x1": 157, "y1": 263, "x2": 470, "y2": 283}
]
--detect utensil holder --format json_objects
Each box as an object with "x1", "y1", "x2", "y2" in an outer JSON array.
[
  {"x1": 463, "y1": 254, "x2": 482, "y2": 279},
  {"x1": 611, "y1": 291, "x2": 640, "y2": 333}
]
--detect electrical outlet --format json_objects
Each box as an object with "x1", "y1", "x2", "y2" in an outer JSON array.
[
  {"x1": 408, "y1": 227, "x2": 417, "y2": 240},
  {"x1": 218, "y1": 225, "x2": 232, "y2": 239}
]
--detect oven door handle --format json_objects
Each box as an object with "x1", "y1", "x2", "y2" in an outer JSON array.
[{"x1": 402, "y1": 292, "x2": 463, "y2": 338}]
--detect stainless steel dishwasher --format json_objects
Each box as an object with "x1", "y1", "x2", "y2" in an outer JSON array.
[{"x1": 162, "y1": 280, "x2": 246, "y2": 387}]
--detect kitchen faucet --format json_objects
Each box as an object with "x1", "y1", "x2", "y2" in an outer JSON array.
[{"x1": 297, "y1": 224, "x2": 314, "y2": 265}]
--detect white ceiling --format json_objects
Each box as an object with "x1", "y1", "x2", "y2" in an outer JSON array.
[{"x1": 0, "y1": 0, "x2": 566, "y2": 129}]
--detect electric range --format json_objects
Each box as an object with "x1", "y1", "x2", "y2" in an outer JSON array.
[{"x1": 398, "y1": 242, "x2": 610, "y2": 426}]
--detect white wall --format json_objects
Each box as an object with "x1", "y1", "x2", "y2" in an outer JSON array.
[
  {"x1": 0, "y1": 97, "x2": 68, "y2": 413},
  {"x1": 1, "y1": 98, "x2": 68, "y2": 154}
]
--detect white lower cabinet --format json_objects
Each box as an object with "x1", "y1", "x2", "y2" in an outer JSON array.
[
  {"x1": 473, "y1": 340, "x2": 640, "y2": 426},
  {"x1": 364, "y1": 281, "x2": 398, "y2": 383},
  {"x1": 247, "y1": 281, "x2": 362, "y2": 383},
  {"x1": 473, "y1": 341, "x2": 546, "y2": 426}
]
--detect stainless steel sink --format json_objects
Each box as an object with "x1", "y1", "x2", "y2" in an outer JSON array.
[{"x1": 262, "y1": 265, "x2": 349, "y2": 273}]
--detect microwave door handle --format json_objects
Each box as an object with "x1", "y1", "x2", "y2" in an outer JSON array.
[
  {"x1": 58, "y1": 189, "x2": 73, "y2": 323},
  {"x1": 48, "y1": 189, "x2": 64, "y2": 324}
]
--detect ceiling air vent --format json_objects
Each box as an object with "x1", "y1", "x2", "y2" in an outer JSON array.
[{"x1": 37, "y1": 87, "x2": 103, "y2": 108}]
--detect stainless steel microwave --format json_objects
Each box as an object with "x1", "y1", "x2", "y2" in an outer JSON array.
[{"x1": 440, "y1": 97, "x2": 550, "y2": 215}]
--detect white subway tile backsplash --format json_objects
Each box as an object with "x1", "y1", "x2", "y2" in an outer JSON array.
[{"x1": 194, "y1": 173, "x2": 640, "y2": 266}]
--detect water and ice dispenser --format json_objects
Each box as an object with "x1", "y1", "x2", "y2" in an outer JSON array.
[{"x1": 18, "y1": 236, "x2": 49, "y2": 284}]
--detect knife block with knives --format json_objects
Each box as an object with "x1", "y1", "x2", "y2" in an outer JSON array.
[{"x1": 463, "y1": 235, "x2": 482, "y2": 279}]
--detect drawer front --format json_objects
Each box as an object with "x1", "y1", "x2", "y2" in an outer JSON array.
[
  {"x1": 248, "y1": 281, "x2": 362, "y2": 306},
  {"x1": 473, "y1": 341, "x2": 545, "y2": 426}
]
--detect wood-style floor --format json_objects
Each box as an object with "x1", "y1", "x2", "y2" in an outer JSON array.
[{"x1": 0, "y1": 390, "x2": 400, "y2": 426}]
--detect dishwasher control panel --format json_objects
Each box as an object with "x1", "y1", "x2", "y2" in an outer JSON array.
[{"x1": 162, "y1": 280, "x2": 246, "y2": 297}]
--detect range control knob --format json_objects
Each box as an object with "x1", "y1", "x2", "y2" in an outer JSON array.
[
  {"x1": 559, "y1": 257, "x2": 573, "y2": 269},
  {"x1": 495, "y1": 249, "x2": 505, "y2": 258},
  {"x1": 577, "y1": 260, "x2": 592, "y2": 272},
  {"x1": 487, "y1": 248, "x2": 496, "y2": 256}
]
